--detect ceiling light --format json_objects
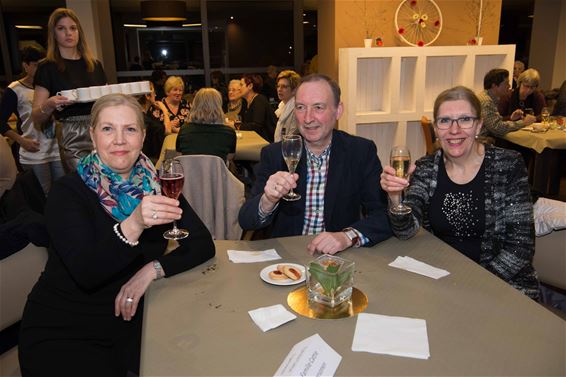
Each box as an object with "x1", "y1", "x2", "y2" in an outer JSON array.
[
  {"x1": 182, "y1": 23, "x2": 202, "y2": 27},
  {"x1": 124, "y1": 24, "x2": 147, "y2": 28},
  {"x1": 141, "y1": 0, "x2": 186, "y2": 22},
  {"x1": 15, "y1": 25, "x2": 43, "y2": 30}
]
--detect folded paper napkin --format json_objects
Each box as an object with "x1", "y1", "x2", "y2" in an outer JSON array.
[
  {"x1": 248, "y1": 304, "x2": 297, "y2": 332},
  {"x1": 227, "y1": 248, "x2": 281, "y2": 263},
  {"x1": 352, "y1": 313, "x2": 430, "y2": 359},
  {"x1": 389, "y1": 256, "x2": 450, "y2": 279}
]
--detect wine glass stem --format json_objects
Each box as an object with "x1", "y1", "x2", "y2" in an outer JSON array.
[
  {"x1": 394, "y1": 189, "x2": 406, "y2": 210},
  {"x1": 172, "y1": 220, "x2": 179, "y2": 232}
]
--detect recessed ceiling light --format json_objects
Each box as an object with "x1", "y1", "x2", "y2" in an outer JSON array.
[{"x1": 15, "y1": 25, "x2": 42, "y2": 29}]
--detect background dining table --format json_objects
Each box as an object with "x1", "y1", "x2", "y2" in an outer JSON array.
[
  {"x1": 140, "y1": 232, "x2": 565, "y2": 376},
  {"x1": 155, "y1": 130, "x2": 269, "y2": 168},
  {"x1": 502, "y1": 127, "x2": 566, "y2": 195}
]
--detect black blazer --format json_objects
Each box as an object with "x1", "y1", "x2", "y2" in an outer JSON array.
[{"x1": 238, "y1": 130, "x2": 392, "y2": 246}]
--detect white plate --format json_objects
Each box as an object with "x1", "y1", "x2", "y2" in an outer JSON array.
[{"x1": 260, "y1": 263, "x2": 306, "y2": 286}]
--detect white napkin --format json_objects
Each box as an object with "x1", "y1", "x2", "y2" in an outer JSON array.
[
  {"x1": 248, "y1": 304, "x2": 296, "y2": 332},
  {"x1": 227, "y1": 249, "x2": 281, "y2": 263},
  {"x1": 275, "y1": 334, "x2": 342, "y2": 377},
  {"x1": 352, "y1": 313, "x2": 430, "y2": 360},
  {"x1": 389, "y1": 256, "x2": 450, "y2": 279}
]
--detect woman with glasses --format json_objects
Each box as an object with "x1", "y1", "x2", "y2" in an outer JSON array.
[
  {"x1": 380, "y1": 86, "x2": 539, "y2": 300},
  {"x1": 498, "y1": 68, "x2": 546, "y2": 120}
]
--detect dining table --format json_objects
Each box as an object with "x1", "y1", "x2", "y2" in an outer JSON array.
[
  {"x1": 140, "y1": 232, "x2": 565, "y2": 376},
  {"x1": 155, "y1": 130, "x2": 269, "y2": 169},
  {"x1": 502, "y1": 127, "x2": 566, "y2": 195}
]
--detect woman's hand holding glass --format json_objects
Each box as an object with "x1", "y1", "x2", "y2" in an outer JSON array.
[{"x1": 380, "y1": 163, "x2": 416, "y2": 211}]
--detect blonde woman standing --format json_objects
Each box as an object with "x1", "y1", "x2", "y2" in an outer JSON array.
[
  {"x1": 31, "y1": 8, "x2": 107, "y2": 172},
  {"x1": 273, "y1": 70, "x2": 301, "y2": 142}
]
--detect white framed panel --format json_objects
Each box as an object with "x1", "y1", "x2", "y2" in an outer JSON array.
[{"x1": 339, "y1": 45, "x2": 516, "y2": 159}]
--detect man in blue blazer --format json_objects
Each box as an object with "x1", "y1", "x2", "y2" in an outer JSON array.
[{"x1": 238, "y1": 74, "x2": 391, "y2": 254}]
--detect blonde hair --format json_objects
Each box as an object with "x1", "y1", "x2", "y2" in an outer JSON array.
[
  {"x1": 277, "y1": 70, "x2": 301, "y2": 91},
  {"x1": 188, "y1": 88, "x2": 224, "y2": 124},
  {"x1": 517, "y1": 68, "x2": 541, "y2": 88},
  {"x1": 91, "y1": 94, "x2": 145, "y2": 130},
  {"x1": 46, "y1": 8, "x2": 96, "y2": 72},
  {"x1": 164, "y1": 76, "x2": 184, "y2": 95}
]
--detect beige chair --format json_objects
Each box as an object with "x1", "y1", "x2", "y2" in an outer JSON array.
[
  {"x1": 533, "y1": 229, "x2": 566, "y2": 291},
  {"x1": 176, "y1": 155, "x2": 245, "y2": 240},
  {"x1": 420, "y1": 116, "x2": 439, "y2": 155},
  {"x1": 0, "y1": 243, "x2": 48, "y2": 331}
]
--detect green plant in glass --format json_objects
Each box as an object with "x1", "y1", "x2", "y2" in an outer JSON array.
[{"x1": 306, "y1": 255, "x2": 355, "y2": 308}]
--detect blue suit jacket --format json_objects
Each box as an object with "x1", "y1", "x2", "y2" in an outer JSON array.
[{"x1": 238, "y1": 130, "x2": 392, "y2": 246}]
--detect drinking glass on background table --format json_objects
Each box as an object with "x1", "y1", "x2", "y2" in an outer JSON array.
[
  {"x1": 524, "y1": 108, "x2": 534, "y2": 117},
  {"x1": 541, "y1": 107, "x2": 550, "y2": 124},
  {"x1": 234, "y1": 115, "x2": 242, "y2": 138},
  {"x1": 159, "y1": 159, "x2": 189, "y2": 240},
  {"x1": 390, "y1": 145, "x2": 412, "y2": 215},
  {"x1": 281, "y1": 134, "x2": 302, "y2": 201}
]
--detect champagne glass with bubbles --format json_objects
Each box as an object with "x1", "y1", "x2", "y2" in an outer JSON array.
[
  {"x1": 281, "y1": 135, "x2": 302, "y2": 201},
  {"x1": 159, "y1": 159, "x2": 189, "y2": 240},
  {"x1": 390, "y1": 145, "x2": 412, "y2": 215}
]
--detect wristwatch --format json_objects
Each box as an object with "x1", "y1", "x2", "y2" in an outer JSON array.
[
  {"x1": 153, "y1": 260, "x2": 164, "y2": 280},
  {"x1": 343, "y1": 227, "x2": 360, "y2": 247}
]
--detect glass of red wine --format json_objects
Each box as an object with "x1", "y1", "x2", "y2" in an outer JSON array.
[{"x1": 159, "y1": 159, "x2": 189, "y2": 240}]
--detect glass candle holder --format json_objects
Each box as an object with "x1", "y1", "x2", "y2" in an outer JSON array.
[{"x1": 306, "y1": 255, "x2": 355, "y2": 308}]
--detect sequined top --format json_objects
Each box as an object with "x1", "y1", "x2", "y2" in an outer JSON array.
[{"x1": 389, "y1": 145, "x2": 539, "y2": 300}]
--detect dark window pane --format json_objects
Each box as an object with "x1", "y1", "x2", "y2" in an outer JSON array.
[{"x1": 207, "y1": 1, "x2": 294, "y2": 69}]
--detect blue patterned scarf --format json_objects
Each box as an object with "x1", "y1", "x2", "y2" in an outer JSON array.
[{"x1": 77, "y1": 151, "x2": 161, "y2": 221}]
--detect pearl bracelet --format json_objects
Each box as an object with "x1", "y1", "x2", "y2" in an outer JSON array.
[{"x1": 113, "y1": 223, "x2": 139, "y2": 247}]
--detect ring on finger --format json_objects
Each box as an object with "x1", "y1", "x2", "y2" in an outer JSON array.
[
  {"x1": 152, "y1": 210, "x2": 158, "y2": 220},
  {"x1": 126, "y1": 297, "x2": 134, "y2": 303}
]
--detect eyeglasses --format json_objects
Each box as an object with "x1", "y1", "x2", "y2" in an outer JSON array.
[{"x1": 435, "y1": 116, "x2": 478, "y2": 130}]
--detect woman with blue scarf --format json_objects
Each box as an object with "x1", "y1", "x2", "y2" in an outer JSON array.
[{"x1": 18, "y1": 94, "x2": 215, "y2": 376}]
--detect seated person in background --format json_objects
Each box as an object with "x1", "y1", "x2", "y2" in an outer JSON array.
[
  {"x1": 0, "y1": 136, "x2": 49, "y2": 257},
  {"x1": 240, "y1": 73, "x2": 277, "y2": 142},
  {"x1": 380, "y1": 86, "x2": 539, "y2": 300},
  {"x1": 551, "y1": 80, "x2": 566, "y2": 116},
  {"x1": 139, "y1": 81, "x2": 171, "y2": 163},
  {"x1": 150, "y1": 69, "x2": 167, "y2": 100},
  {"x1": 0, "y1": 46, "x2": 64, "y2": 194},
  {"x1": 211, "y1": 70, "x2": 228, "y2": 110},
  {"x1": 498, "y1": 68, "x2": 546, "y2": 120},
  {"x1": 161, "y1": 76, "x2": 190, "y2": 133},
  {"x1": 176, "y1": 88, "x2": 236, "y2": 162},
  {"x1": 225, "y1": 79, "x2": 246, "y2": 121},
  {"x1": 18, "y1": 94, "x2": 215, "y2": 376},
  {"x1": 274, "y1": 70, "x2": 301, "y2": 142},
  {"x1": 0, "y1": 136, "x2": 17, "y2": 197},
  {"x1": 512, "y1": 60, "x2": 525, "y2": 89},
  {"x1": 239, "y1": 74, "x2": 392, "y2": 255},
  {"x1": 477, "y1": 68, "x2": 536, "y2": 138}
]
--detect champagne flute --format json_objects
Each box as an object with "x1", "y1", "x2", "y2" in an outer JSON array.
[
  {"x1": 159, "y1": 159, "x2": 189, "y2": 240},
  {"x1": 281, "y1": 134, "x2": 302, "y2": 201},
  {"x1": 234, "y1": 115, "x2": 242, "y2": 138},
  {"x1": 390, "y1": 145, "x2": 412, "y2": 215}
]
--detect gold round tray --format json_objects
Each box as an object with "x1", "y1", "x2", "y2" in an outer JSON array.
[{"x1": 287, "y1": 286, "x2": 368, "y2": 319}]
